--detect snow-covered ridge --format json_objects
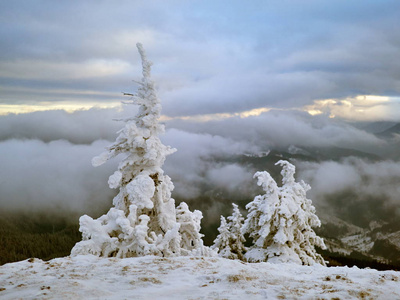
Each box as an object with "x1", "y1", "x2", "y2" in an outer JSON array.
[
  {"x1": 318, "y1": 212, "x2": 400, "y2": 264},
  {"x1": 1, "y1": 255, "x2": 400, "y2": 299}
]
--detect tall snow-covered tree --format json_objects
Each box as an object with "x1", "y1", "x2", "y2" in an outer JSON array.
[
  {"x1": 71, "y1": 43, "x2": 205, "y2": 258},
  {"x1": 243, "y1": 160, "x2": 326, "y2": 265},
  {"x1": 212, "y1": 203, "x2": 246, "y2": 260}
]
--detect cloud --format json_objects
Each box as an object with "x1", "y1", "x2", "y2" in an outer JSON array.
[
  {"x1": 1, "y1": 1, "x2": 400, "y2": 119},
  {"x1": 298, "y1": 160, "x2": 362, "y2": 197},
  {"x1": 304, "y1": 96, "x2": 400, "y2": 122},
  {"x1": 1, "y1": 106, "x2": 385, "y2": 155},
  {"x1": 0, "y1": 107, "x2": 387, "y2": 214},
  {"x1": 160, "y1": 70, "x2": 337, "y2": 117},
  {"x1": 162, "y1": 128, "x2": 258, "y2": 200},
  {"x1": 297, "y1": 158, "x2": 400, "y2": 225},
  {"x1": 167, "y1": 109, "x2": 385, "y2": 153},
  {"x1": 0, "y1": 104, "x2": 395, "y2": 230},
  {"x1": 206, "y1": 164, "x2": 253, "y2": 193},
  {"x1": 0, "y1": 107, "x2": 135, "y2": 143},
  {"x1": 0, "y1": 139, "x2": 117, "y2": 216},
  {"x1": 0, "y1": 109, "x2": 260, "y2": 217},
  {"x1": 0, "y1": 59, "x2": 132, "y2": 81}
]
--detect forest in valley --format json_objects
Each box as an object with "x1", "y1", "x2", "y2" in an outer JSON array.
[{"x1": 0, "y1": 214, "x2": 81, "y2": 265}]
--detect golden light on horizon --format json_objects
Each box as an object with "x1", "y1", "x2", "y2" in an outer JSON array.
[
  {"x1": 161, "y1": 106, "x2": 272, "y2": 123},
  {"x1": 303, "y1": 95, "x2": 399, "y2": 121},
  {"x1": 0, "y1": 102, "x2": 122, "y2": 115}
]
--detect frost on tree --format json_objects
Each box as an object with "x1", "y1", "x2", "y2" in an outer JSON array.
[
  {"x1": 243, "y1": 160, "x2": 326, "y2": 265},
  {"x1": 176, "y1": 202, "x2": 214, "y2": 256},
  {"x1": 71, "y1": 43, "x2": 206, "y2": 258},
  {"x1": 212, "y1": 216, "x2": 233, "y2": 259},
  {"x1": 212, "y1": 204, "x2": 246, "y2": 260},
  {"x1": 227, "y1": 204, "x2": 246, "y2": 261}
]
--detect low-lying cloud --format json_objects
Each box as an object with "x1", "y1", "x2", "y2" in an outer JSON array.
[
  {"x1": 297, "y1": 158, "x2": 400, "y2": 225},
  {"x1": 0, "y1": 107, "x2": 131, "y2": 144},
  {"x1": 0, "y1": 139, "x2": 117, "y2": 216},
  {"x1": 0, "y1": 111, "x2": 260, "y2": 217},
  {"x1": 163, "y1": 128, "x2": 258, "y2": 200},
  {"x1": 0, "y1": 107, "x2": 399, "y2": 229},
  {"x1": 168, "y1": 109, "x2": 385, "y2": 153}
]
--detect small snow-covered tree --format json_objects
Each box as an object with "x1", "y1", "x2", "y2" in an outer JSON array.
[
  {"x1": 211, "y1": 216, "x2": 234, "y2": 259},
  {"x1": 242, "y1": 171, "x2": 280, "y2": 262},
  {"x1": 227, "y1": 204, "x2": 246, "y2": 260},
  {"x1": 176, "y1": 202, "x2": 206, "y2": 255},
  {"x1": 212, "y1": 203, "x2": 246, "y2": 260},
  {"x1": 71, "y1": 43, "x2": 205, "y2": 258},
  {"x1": 243, "y1": 160, "x2": 326, "y2": 265}
]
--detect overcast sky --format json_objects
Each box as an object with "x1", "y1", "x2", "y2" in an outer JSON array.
[
  {"x1": 1, "y1": 0, "x2": 400, "y2": 119},
  {"x1": 1, "y1": 1, "x2": 400, "y2": 227}
]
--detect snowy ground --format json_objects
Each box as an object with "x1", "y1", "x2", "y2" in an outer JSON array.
[{"x1": 1, "y1": 255, "x2": 400, "y2": 299}]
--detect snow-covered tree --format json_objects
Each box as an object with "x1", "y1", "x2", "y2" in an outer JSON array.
[
  {"x1": 71, "y1": 43, "x2": 205, "y2": 258},
  {"x1": 176, "y1": 202, "x2": 207, "y2": 255},
  {"x1": 243, "y1": 160, "x2": 326, "y2": 265},
  {"x1": 227, "y1": 204, "x2": 246, "y2": 260},
  {"x1": 212, "y1": 203, "x2": 246, "y2": 260},
  {"x1": 211, "y1": 216, "x2": 234, "y2": 259}
]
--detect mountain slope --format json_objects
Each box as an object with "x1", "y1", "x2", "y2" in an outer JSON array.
[{"x1": 376, "y1": 122, "x2": 400, "y2": 138}]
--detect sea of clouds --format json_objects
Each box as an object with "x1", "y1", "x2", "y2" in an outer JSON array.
[{"x1": 1, "y1": 107, "x2": 399, "y2": 231}]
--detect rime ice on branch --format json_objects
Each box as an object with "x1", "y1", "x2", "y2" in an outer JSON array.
[
  {"x1": 212, "y1": 216, "x2": 233, "y2": 258},
  {"x1": 243, "y1": 160, "x2": 326, "y2": 265},
  {"x1": 71, "y1": 43, "x2": 208, "y2": 258}
]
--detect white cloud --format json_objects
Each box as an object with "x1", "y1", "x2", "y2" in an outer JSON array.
[
  {"x1": 206, "y1": 164, "x2": 253, "y2": 193},
  {"x1": 0, "y1": 139, "x2": 117, "y2": 215},
  {"x1": 298, "y1": 160, "x2": 362, "y2": 196},
  {"x1": 0, "y1": 108, "x2": 125, "y2": 143},
  {"x1": 0, "y1": 105, "x2": 396, "y2": 225},
  {"x1": 162, "y1": 128, "x2": 259, "y2": 199},
  {"x1": 297, "y1": 158, "x2": 400, "y2": 219}
]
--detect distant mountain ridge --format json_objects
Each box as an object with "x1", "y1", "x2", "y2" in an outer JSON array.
[
  {"x1": 357, "y1": 121, "x2": 397, "y2": 134},
  {"x1": 376, "y1": 123, "x2": 400, "y2": 138}
]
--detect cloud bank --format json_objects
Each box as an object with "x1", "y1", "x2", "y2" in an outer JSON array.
[
  {"x1": 0, "y1": 107, "x2": 396, "y2": 223},
  {"x1": 168, "y1": 109, "x2": 385, "y2": 153},
  {"x1": 297, "y1": 158, "x2": 400, "y2": 226},
  {"x1": 0, "y1": 139, "x2": 117, "y2": 216}
]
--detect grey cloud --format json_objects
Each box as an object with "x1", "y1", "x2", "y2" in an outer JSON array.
[
  {"x1": 162, "y1": 128, "x2": 259, "y2": 200},
  {"x1": 160, "y1": 71, "x2": 336, "y2": 117},
  {"x1": 0, "y1": 139, "x2": 117, "y2": 216},
  {"x1": 0, "y1": 108, "x2": 134, "y2": 144},
  {"x1": 0, "y1": 105, "x2": 398, "y2": 232},
  {"x1": 0, "y1": 109, "x2": 260, "y2": 216},
  {"x1": 1, "y1": 1, "x2": 400, "y2": 117},
  {"x1": 296, "y1": 158, "x2": 400, "y2": 225},
  {"x1": 167, "y1": 110, "x2": 385, "y2": 153},
  {"x1": 206, "y1": 164, "x2": 253, "y2": 193},
  {"x1": 0, "y1": 1, "x2": 164, "y2": 61}
]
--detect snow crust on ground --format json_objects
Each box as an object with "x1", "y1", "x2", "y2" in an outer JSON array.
[{"x1": 1, "y1": 255, "x2": 400, "y2": 299}]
